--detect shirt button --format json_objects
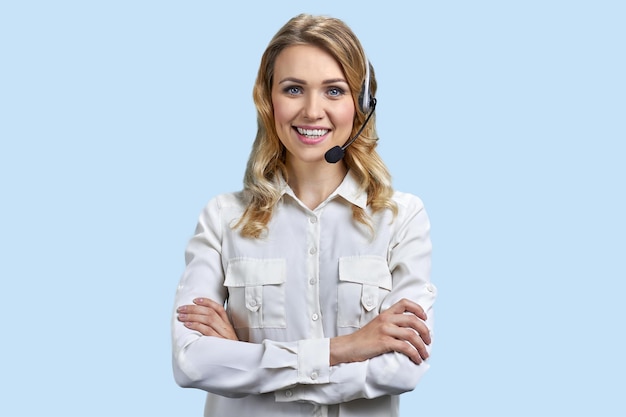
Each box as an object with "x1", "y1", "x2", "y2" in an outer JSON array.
[
  {"x1": 249, "y1": 299, "x2": 257, "y2": 307},
  {"x1": 311, "y1": 313, "x2": 319, "y2": 321},
  {"x1": 285, "y1": 389, "x2": 293, "y2": 398},
  {"x1": 310, "y1": 371, "x2": 319, "y2": 380},
  {"x1": 309, "y1": 278, "x2": 317, "y2": 285},
  {"x1": 365, "y1": 298, "x2": 374, "y2": 307},
  {"x1": 309, "y1": 247, "x2": 317, "y2": 255},
  {"x1": 309, "y1": 217, "x2": 317, "y2": 224},
  {"x1": 427, "y1": 284, "x2": 435, "y2": 293}
]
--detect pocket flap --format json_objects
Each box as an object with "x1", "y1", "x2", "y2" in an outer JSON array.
[
  {"x1": 338, "y1": 256, "x2": 392, "y2": 290},
  {"x1": 224, "y1": 258, "x2": 286, "y2": 287},
  {"x1": 361, "y1": 284, "x2": 379, "y2": 312}
]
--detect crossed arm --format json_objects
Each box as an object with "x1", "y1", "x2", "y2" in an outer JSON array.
[{"x1": 176, "y1": 296, "x2": 431, "y2": 366}]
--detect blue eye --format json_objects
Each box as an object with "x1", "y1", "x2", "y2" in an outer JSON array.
[
  {"x1": 327, "y1": 87, "x2": 345, "y2": 97},
  {"x1": 284, "y1": 86, "x2": 302, "y2": 95}
]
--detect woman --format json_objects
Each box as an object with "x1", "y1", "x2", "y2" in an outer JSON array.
[{"x1": 172, "y1": 13, "x2": 437, "y2": 417}]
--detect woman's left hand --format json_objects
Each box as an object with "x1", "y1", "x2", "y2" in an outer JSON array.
[{"x1": 176, "y1": 298, "x2": 238, "y2": 341}]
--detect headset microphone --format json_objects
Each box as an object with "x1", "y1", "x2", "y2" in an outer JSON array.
[{"x1": 324, "y1": 97, "x2": 377, "y2": 163}]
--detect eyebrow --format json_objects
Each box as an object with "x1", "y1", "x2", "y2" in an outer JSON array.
[{"x1": 278, "y1": 77, "x2": 348, "y2": 85}]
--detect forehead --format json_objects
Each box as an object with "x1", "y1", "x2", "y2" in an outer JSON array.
[{"x1": 273, "y1": 44, "x2": 346, "y2": 81}]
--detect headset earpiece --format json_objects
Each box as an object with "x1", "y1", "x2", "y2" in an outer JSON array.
[{"x1": 359, "y1": 56, "x2": 374, "y2": 113}]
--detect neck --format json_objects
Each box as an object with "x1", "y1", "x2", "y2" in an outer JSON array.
[{"x1": 286, "y1": 161, "x2": 348, "y2": 210}]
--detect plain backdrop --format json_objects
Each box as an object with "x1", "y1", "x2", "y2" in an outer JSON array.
[{"x1": 1, "y1": 1, "x2": 625, "y2": 416}]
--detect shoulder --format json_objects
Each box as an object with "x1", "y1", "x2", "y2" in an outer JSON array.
[
  {"x1": 210, "y1": 191, "x2": 247, "y2": 209},
  {"x1": 199, "y1": 191, "x2": 247, "y2": 221},
  {"x1": 391, "y1": 191, "x2": 427, "y2": 215},
  {"x1": 389, "y1": 191, "x2": 431, "y2": 243}
]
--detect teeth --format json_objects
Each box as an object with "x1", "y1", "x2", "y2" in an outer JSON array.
[{"x1": 296, "y1": 127, "x2": 328, "y2": 137}]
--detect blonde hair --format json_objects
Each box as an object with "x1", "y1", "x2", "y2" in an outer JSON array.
[{"x1": 237, "y1": 14, "x2": 397, "y2": 238}]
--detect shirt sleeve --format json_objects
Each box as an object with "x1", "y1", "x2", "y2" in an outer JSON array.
[
  {"x1": 274, "y1": 195, "x2": 437, "y2": 405},
  {"x1": 171, "y1": 197, "x2": 333, "y2": 397}
]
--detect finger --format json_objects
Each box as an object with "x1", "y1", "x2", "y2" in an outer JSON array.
[
  {"x1": 404, "y1": 329, "x2": 429, "y2": 361},
  {"x1": 178, "y1": 312, "x2": 232, "y2": 338},
  {"x1": 391, "y1": 332, "x2": 428, "y2": 363},
  {"x1": 387, "y1": 313, "x2": 431, "y2": 345},
  {"x1": 193, "y1": 298, "x2": 231, "y2": 323},
  {"x1": 402, "y1": 299, "x2": 427, "y2": 321},
  {"x1": 182, "y1": 320, "x2": 221, "y2": 337},
  {"x1": 388, "y1": 299, "x2": 427, "y2": 321},
  {"x1": 384, "y1": 324, "x2": 429, "y2": 361},
  {"x1": 401, "y1": 314, "x2": 431, "y2": 346},
  {"x1": 416, "y1": 322, "x2": 431, "y2": 346},
  {"x1": 389, "y1": 338, "x2": 423, "y2": 364},
  {"x1": 177, "y1": 304, "x2": 213, "y2": 315},
  {"x1": 179, "y1": 310, "x2": 225, "y2": 330},
  {"x1": 193, "y1": 297, "x2": 222, "y2": 308},
  {"x1": 377, "y1": 319, "x2": 430, "y2": 362},
  {"x1": 177, "y1": 305, "x2": 212, "y2": 318},
  {"x1": 178, "y1": 301, "x2": 222, "y2": 318}
]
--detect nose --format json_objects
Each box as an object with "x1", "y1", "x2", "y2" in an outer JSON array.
[{"x1": 302, "y1": 93, "x2": 324, "y2": 120}]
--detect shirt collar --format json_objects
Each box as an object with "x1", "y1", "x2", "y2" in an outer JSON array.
[
  {"x1": 278, "y1": 170, "x2": 367, "y2": 209},
  {"x1": 333, "y1": 170, "x2": 367, "y2": 208}
]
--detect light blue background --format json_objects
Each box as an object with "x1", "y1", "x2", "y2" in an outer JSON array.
[{"x1": 1, "y1": 1, "x2": 624, "y2": 416}]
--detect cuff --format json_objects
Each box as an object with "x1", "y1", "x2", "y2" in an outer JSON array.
[{"x1": 297, "y1": 338, "x2": 330, "y2": 384}]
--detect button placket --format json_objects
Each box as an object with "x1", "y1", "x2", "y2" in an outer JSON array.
[{"x1": 305, "y1": 210, "x2": 324, "y2": 338}]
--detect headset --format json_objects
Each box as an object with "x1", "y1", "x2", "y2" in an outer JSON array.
[{"x1": 325, "y1": 56, "x2": 377, "y2": 164}]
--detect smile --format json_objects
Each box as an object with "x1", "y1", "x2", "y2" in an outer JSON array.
[{"x1": 295, "y1": 127, "x2": 329, "y2": 138}]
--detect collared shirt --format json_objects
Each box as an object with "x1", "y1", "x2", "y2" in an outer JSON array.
[{"x1": 171, "y1": 172, "x2": 437, "y2": 417}]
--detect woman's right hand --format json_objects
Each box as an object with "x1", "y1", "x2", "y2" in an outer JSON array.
[{"x1": 330, "y1": 298, "x2": 431, "y2": 366}]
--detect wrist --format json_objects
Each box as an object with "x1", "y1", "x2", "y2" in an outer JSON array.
[{"x1": 330, "y1": 335, "x2": 353, "y2": 366}]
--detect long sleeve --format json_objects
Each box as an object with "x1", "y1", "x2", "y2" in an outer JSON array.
[{"x1": 173, "y1": 335, "x2": 331, "y2": 397}]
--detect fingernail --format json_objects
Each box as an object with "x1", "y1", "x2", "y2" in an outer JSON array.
[
  {"x1": 178, "y1": 313, "x2": 187, "y2": 319},
  {"x1": 177, "y1": 306, "x2": 186, "y2": 312},
  {"x1": 194, "y1": 298, "x2": 203, "y2": 303}
]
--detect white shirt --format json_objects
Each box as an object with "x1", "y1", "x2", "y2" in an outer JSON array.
[{"x1": 171, "y1": 172, "x2": 437, "y2": 417}]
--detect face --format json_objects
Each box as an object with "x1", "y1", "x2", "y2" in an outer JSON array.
[{"x1": 271, "y1": 44, "x2": 355, "y2": 168}]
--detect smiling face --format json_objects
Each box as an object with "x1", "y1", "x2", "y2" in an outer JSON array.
[{"x1": 271, "y1": 44, "x2": 356, "y2": 169}]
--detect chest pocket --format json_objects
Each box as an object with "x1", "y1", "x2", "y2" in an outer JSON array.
[
  {"x1": 224, "y1": 258, "x2": 287, "y2": 329},
  {"x1": 337, "y1": 256, "x2": 392, "y2": 328}
]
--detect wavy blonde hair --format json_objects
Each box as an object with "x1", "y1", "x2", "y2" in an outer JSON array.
[{"x1": 236, "y1": 14, "x2": 397, "y2": 238}]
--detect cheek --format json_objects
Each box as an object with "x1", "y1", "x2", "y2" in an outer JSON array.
[
  {"x1": 336, "y1": 103, "x2": 356, "y2": 130},
  {"x1": 271, "y1": 95, "x2": 294, "y2": 128}
]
